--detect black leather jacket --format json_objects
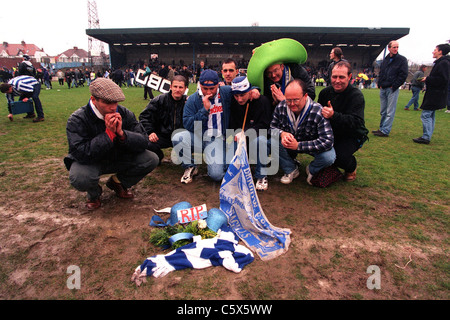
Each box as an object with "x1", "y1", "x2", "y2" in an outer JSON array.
[
  {"x1": 64, "y1": 101, "x2": 148, "y2": 170},
  {"x1": 139, "y1": 91, "x2": 186, "y2": 137}
]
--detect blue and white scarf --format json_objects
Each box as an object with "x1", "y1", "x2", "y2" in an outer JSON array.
[{"x1": 131, "y1": 228, "x2": 254, "y2": 285}]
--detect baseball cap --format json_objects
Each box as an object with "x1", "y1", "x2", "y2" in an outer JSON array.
[
  {"x1": 89, "y1": 78, "x2": 125, "y2": 102},
  {"x1": 231, "y1": 76, "x2": 252, "y2": 95},
  {"x1": 199, "y1": 69, "x2": 219, "y2": 86}
]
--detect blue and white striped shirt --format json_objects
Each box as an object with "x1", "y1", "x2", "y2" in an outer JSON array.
[{"x1": 8, "y1": 75, "x2": 39, "y2": 95}]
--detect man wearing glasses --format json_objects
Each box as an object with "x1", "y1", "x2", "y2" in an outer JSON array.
[
  {"x1": 270, "y1": 79, "x2": 335, "y2": 185},
  {"x1": 264, "y1": 62, "x2": 316, "y2": 113}
]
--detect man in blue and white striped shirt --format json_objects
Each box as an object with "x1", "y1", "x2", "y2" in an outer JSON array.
[{"x1": 0, "y1": 75, "x2": 45, "y2": 122}]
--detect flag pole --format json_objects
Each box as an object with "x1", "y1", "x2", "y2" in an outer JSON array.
[{"x1": 241, "y1": 102, "x2": 249, "y2": 133}]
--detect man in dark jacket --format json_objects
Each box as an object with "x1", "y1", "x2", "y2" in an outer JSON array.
[
  {"x1": 229, "y1": 76, "x2": 272, "y2": 191},
  {"x1": 139, "y1": 75, "x2": 188, "y2": 163},
  {"x1": 18, "y1": 55, "x2": 36, "y2": 77},
  {"x1": 64, "y1": 78, "x2": 159, "y2": 210},
  {"x1": 372, "y1": 40, "x2": 408, "y2": 137},
  {"x1": 264, "y1": 62, "x2": 315, "y2": 113},
  {"x1": 318, "y1": 61, "x2": 369, "y2": 181},
  {"x1": 413, "y1": 44, "x2": 450, "y2": 144}
]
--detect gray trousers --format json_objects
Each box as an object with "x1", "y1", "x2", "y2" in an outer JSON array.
[{"x1": 69, "y1": 150, "x2": 159, "y2": 200}]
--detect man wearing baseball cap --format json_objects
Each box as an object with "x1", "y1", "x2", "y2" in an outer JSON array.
[
  {"x1": 64, "y1": 78, "x2": 159, "y2": 210},
  {"x1": 229, "y1": 76, "x2": 272, "y2": 191},
  {"x1": 171, "y1": 69, "x2": 233, "y2": 183}
]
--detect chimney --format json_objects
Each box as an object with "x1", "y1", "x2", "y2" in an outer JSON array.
[
  {"x1": 21, "y1": 41, "x2": 26, "y2": 46},
  {"x1": 2, "y1": 42, "x2": 8, "y2": 48}
]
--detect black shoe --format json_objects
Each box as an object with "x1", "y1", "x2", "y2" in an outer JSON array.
[
  {"x1": 412, "y1": 137, "x2": 430, "y2": 144},
  {"x1": 23, "y1": 113, "x2": 36, "y2": 119},
  {"x1": 372, "y1": 130, "x2": 389, "y2": 137}
]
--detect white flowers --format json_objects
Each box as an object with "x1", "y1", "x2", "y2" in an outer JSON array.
[{"x1": 198, "y1": 219, "x2": 207, "y2": 229}]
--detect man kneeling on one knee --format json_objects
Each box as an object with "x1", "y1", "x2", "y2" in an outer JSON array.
[
  {"x1": 64, "y1": 78, "x2": 159, "y2": 210},
  {"x1": 318, "y1": 61, "x2": 368, "y2": 181},
  {"x1": 270, "y1": 79, "x2": 336, "y2": 185}
]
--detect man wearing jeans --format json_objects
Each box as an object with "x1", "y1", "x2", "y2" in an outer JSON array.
[
  {"x1": 270, "y1": 79, "x2": 335, "y2": 185},
  {"x1": 404, "y1": 65, "x2": 427, "y2": 111},
  {"x1": 413, "y1": 43, "x2": 450, "y2": 144},
  {"x1": 171, "y1": 69, "x2": 233, "y2": 183},
  {"x1": 372, "y1": 40, "x2": 408, "y2": 137}
]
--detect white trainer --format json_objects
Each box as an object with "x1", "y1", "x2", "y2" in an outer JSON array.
[
  {"x1": 181, "y1": 166, "x2": 198, "y2": 184},
  {"x1": 255, "y1": 177, "x2": 268, "y2": 191},
  {"x1": 280, "y1": 168, "x2": 300, "y2": 184}
]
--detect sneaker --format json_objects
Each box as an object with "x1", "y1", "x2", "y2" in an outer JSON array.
[
  {"x1": 280, "y1": 168, "x2": 299, "y2": 184},
  {"x1": 181, "y1": 166, "x2": 198, "y2": 184},
  {"x1": 412, "y1": 137, "x2": 430, "y2": 145},
  {"x1": 255, "y1": 177, "x2": 268, "y2": 191},
  {"x1": 23, "y1": 113, "x2": 36, "y2": 119},
  {"x1": 404, "y1": 107, "x2": 409, "y2": 110},
  {"x1": 445, "y1": 110, "x2": 450, "y2": 113},
  {"x1": 305, "y1": 165, "x2": 314, "y2": 185}
]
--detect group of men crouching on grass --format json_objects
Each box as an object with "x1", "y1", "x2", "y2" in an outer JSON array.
[{"x1": 64, "y1": 59, "x2": 369, "y2": 211}]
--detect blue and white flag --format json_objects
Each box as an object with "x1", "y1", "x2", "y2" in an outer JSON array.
[{"x1": 219, "y1": 138, "x2": 291, "y2": 261}]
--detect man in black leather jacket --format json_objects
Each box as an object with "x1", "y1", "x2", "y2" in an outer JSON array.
[
  {"x1": 139, "y1": 75, "x2": 188, "y2": 163},
  {"x1": 64, "y1": 78, "x2": 159, "y2": 210}
]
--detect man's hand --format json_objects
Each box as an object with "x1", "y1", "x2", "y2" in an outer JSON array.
[
  {"x1": 280, "y1": 131, "x2": 298, "y2": 150},
  {"x1": 149, "y1": 132, "x2": 159, "y2": 143},
  {"x1": 249, "y1": 88, "x2": 260, "y2": 101},
  {"x1": 202, "y1": 94, "x2": 212, "y2": 111},
  {"x1": 270, "y1": 84, "x2": 285, "y2": 104},
  {"x1": 105, "y1": 113, "x2": 124, "y2": 138},
  {"x1": 322, "y1": 101, "x2": 334, "y2": 119}
]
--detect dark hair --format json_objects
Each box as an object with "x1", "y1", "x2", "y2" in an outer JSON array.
[
  {"x1": 332, "y1": 47, "x2": 344, "y2": 59},
  {"x1": 286, "y1": 78, "x2": 308, "y2": 95},
  {"x1": 222, "y1": 58, "x2": 237, "y2": 69},
  {"x1": 436, "y1": 43, "x2": 450, "y2": 56},
  {"x1": 172, "y1": 75, "x2": 188, "y2": 87},
  {"x1": 0, "y1": 83, "x2": 11, "y2": 93},
  {"x1": 333, "y1": 60, "x2": 352, "y2": 75}
]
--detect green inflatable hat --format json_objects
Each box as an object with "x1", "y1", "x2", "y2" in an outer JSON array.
[{"x1": 247, "y1": 38, "x2": 307, "y2": 95}]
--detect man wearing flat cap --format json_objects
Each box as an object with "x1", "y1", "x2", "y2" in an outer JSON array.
[{"x1": 64, "y1": 78, "x2": 159, "y2": 210}]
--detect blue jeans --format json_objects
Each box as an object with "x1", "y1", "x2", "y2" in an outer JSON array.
[
  {"x1": 277, "y1": 141, "x2": 336, "y2": 176},
  {"x1": 405, "y1": 86, "x2": 421, "y2": 110},
  {"x1": 171, "y1": 129, "x2": 227, "y2": 182},
  {"x1": 420, "y1": 110, "x2": 436, "y2": 141},
  {"x1": 379, "y1": 87, "x2": 400, "y2": 135}
]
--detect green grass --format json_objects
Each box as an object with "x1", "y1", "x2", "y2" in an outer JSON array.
[
  {"x1": 0, "y1": 81, "x2": 448, "y2": 300},
  {"x1": 1, "y1": 82, "x2": 448, "y2": 233}
]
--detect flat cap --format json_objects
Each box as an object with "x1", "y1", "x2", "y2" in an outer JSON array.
[{"x1": 89, "y1": 78, "x2": 125, "y2": 102}]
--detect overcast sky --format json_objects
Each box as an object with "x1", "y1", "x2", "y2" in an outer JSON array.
[{"x1": 1, "y1": 0, "x2": 448, "y2": 64}]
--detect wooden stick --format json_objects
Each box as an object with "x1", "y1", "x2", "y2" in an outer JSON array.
[{"x1": 241, "y1": 102, "x2": 249, "y2": 133}]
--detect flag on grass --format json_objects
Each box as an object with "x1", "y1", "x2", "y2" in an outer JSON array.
[{"x1": 219, "y1": 138, "x2": 291, "y2": 261}]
